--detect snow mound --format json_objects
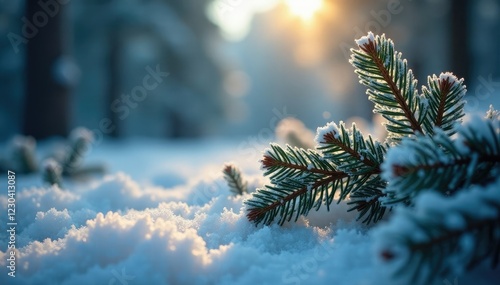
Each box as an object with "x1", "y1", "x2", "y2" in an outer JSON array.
[
  {"x1": 0, "y1": 140, "x2": 498, "y2": 284},
  {"x1": 0, "y1": 169, "x2": 389, "y2": 285}
]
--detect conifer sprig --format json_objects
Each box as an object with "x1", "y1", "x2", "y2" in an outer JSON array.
[
  {"x1": 316, "y1": 121, "x2": 386, "y2": 174},
  {"x1": 382, "y1": 117, "x2": 500, "y2": 203},
  {"x1": 62, "y1": 128, "x2": 94, "y2": 176},
  {"x1": 347, "y1": 176, "x2": 387, "y2": 224},
  {"x1": 246, "y1": 33, "x2": 472, "y2": 226},
  {"x1": 223, "y1": 163, "x2": 248, "y2": 195},
  {"x1": 376, "y1": 178, "x2": 500, "y2": 284},
  {"x1": 421, "y1": 73, "x2": 466, "y2": 135},
  {"x1": 242, "y1": 31, "x2": 499, "y2": 284},
  {"x1": 246, "y1": 174, "x2": 345, "y2": 225},
  {"x1": 42, "y1": 159, "x2": 63, "y2": 188},
  {"x1": 350, "y1": 32, "x2": 426, "y2": 141},
  {"x1": 11, "y1": 135, "x2": 38, "y2": 174},
  {"x1": 246, "y1": 124, "x2": 386, "y2": 225},
  {"x1": 246, "y1": 144, "x2": 353, "y2": 225}
]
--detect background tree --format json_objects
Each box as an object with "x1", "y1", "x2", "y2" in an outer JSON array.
[
  {"x1": 72, "y1": 0, "x2": 227, "y2": 138},
  {"x1": 23, "y1": 0, "x2": 75, "y2": 139}
]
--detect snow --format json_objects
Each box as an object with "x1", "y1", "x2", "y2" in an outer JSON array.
[
  {"x1": 486, "y1": 105, "x2": 500, "y2": 120},
  {"x1": 355, "y1": 32, "x2": 375, "y2": 47},
  {"x1": 42, "y1": 159, "x2": 60, "y2": 171},
  {"x1": 438, "y1": 72, "x2": 460, "y2": 83},
  {"x1": 455, "y1": 115, "x2": 500, "y2": 155},
  {"x1": 0, "y1": 139, "x2": 361, "y2": 284},
  {"x1": 315, "y1": 121, "x2": 340, "y2": 146},
  {"x1": 374, "y1": 177, "x2": 500, "y2": 282},
  {"x1": 0, "y1": 139, "x2": 498, "y2": 284}
]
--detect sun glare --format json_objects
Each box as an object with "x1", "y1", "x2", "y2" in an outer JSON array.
[{"x1": 285, "y1": 0, "x2": 323, "y2": 21}]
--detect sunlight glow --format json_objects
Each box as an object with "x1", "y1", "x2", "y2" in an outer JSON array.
[
  {"x1": 207, "y1": 0, "x2": 279, "y2": 41},
  {"x1": 285, "y1": 0, "x2": 323, "y2": 21}
]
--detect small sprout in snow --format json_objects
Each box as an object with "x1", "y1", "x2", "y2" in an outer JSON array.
[
  {"x1": 63, "y1": 127, "x2": 94, "y2": 175},
  {"x1": 10, "y1": 135, "x2": 38, "y2": 174},
  {"x1": 43, "y1": 158, "x2": 63, "y2": 188},
  {"x1": 223, "y1": 163, "x2": 248, "y2": 196}
]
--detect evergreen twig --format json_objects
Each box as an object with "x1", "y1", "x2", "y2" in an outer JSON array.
[
  {"x1": 62, "y1": 127, "x2": 94, "y2": 176},
  {"x1": 241, "y1": 32, "x2": 499, "y2": 283},
  {"x1": 223, "y1": 163, "x2": 248, "y2": 196},
  {"x1": 382, "y1": 117, "x2": 500, "y2": 203},
  {"x1": 376, "y1": 178, "x2": 500, "y2": 284},
  {"x1": 42, "y1": 158, "x2": 63, "y2": 188}
]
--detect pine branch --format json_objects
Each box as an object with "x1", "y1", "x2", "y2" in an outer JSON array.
[
  {"x1": 347, "y1": 176, "x2": 388, "y2": 224},
  {"x1": 246, "y1": 129, "x2": 386, "y2": 225},
  {"x1": 316, "y1": 121, "x2": 386, "y2": 174},
  {"x1": 242, "y1": 32, "x2": 500, "y2": 284},
  {"x1": 421, "y1": 73, "x2": 466, "y2": 135},
  {"x1": 350, "y1": 32, "x2": 427, "y2": 141},
  {"x1": 261, "y1": 143, "x2": 341, "y2": 181},
  {"x1": 246, "y1": 174, "x2": 345, "y2": 225},
  {"x1": 223, "y1": 163, "x2": 248, "y2": 195},
  {"x1": 375, "y1": 179, "x2": 500, "y2": 284},
  {"x1": 382, "y1": 117, "x2": 500, "y2": 203},
  {"x1": 486, "y1": 105, "x2": 500, "y2": 120},
  {"x1": 62, "y1": 127, "x2": 94, "y2": 175},
  {"x1": 246, "y1": 144, "x2": 353, "y2": 225}
]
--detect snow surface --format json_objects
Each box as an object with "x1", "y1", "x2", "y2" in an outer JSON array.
[{"x1": 0, "y1": 139, "x2": 498, "y2": 284}]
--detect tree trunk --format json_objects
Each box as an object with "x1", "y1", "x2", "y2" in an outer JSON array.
[
  {"x1": 106, "y1": 28, "x2": 122, "y2": 138},
  {"x1": 23, "y1": 0, "x2": 71, "y2": 139},
  {"x1": 450, "y1": 0, "x2": 470, "y2": 80}
]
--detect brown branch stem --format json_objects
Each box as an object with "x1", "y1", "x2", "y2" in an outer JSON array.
[{"x1": 360, "y1": 41, "x2": 423, "y2": 133}]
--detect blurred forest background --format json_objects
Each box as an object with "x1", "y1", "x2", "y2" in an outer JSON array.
[{"x1": 0, "y1": 0, "x2": 499, "y2": 141}]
